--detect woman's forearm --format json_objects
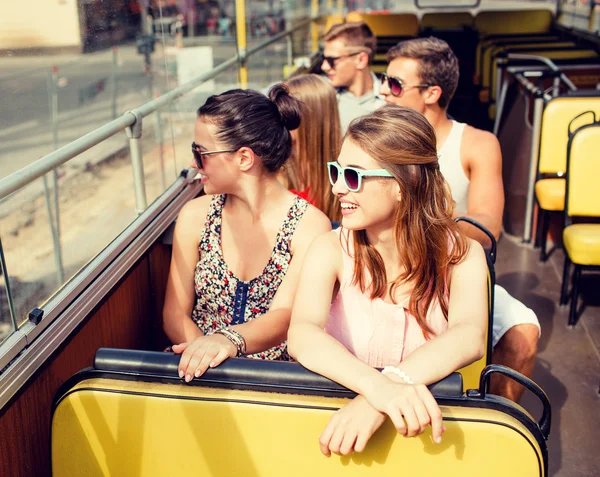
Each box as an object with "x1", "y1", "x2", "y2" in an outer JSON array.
[
  {"x1": 289, "y1": 321, "x2": 484, "y2": 392},
  {"x1": 392, "y1": 323, "x2": 485, "y2": 385},
  {"x1": 232, "y1": 308, "x2": 291, "y2": 354},
  {"x1": 163, "y1": 312, "x2": 204, "y2": 344},
  {"x1": 288, "y1": 322, "x2": 388, "y2": 398}
]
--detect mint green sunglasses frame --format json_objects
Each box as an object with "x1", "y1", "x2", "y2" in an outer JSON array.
[{"x1": 327, "y1": 161, "x2": 394, "y2": 192}]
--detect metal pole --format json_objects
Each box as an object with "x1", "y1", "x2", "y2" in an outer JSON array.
[
  {"x1": 311, "y1": 0, "x2": 319, "y2": 54},
  {"x1": 111, "y1": 46, "x2": 119, "y2": 119},
  {"x1": 188, "y1": 0, "x2": 195, "y2": 38},
  {"x1": 0, "y1": 237, "x2": 18, "y2": 331},
  {"x1": 126, "y1": 110, "x2": 148, "y2": 215},
  {"x1": 144, "y1": 14, "x2": 154, "y2": 99},
  {"x1": 493, "y1": 76, "x2": 509, "y2": 136},
  {"x1": 154, "y1": 95, "x2": 167, "y2": 191},
  {"x1": 235, "y1": 0, "x2": 248, "y2": 88},
  {"x1": 286, "y1": 36, "x2": 293, "y2": 70},
  {"x1": 494, "y1": 58, "x2": 504, "y2": 117},
  {"x1": 46, "y1": 67, "x2": 65, "y2": 285},
  {"x1": 523, "y1": 95, "x2": 545, "y2": 243},
  {"x1": 553, "y1": 76, "x2": 560, "y2": 97}
]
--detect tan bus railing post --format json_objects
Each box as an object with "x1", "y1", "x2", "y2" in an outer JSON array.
[
  {"x1": 126, "y1": 110, "x2": 149, "y2": 215},
  {"x1": 0, "y1": 238, "x2": 17, "y2": 331},
  {"x1": 236, "y1": 0, "x2": 248, "y2": 89},
  {"x1": 44, "y1": 65, "x2": 64, "y2": 285},
  {"x1": 312, "y1": 0, "x2": 320, "y2": 54},
  {"x1": 524, "y1": 93, "x2": 545, "y2": 243}
]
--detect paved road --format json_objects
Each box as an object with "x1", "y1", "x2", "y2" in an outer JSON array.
[{"x1": 0, "y1": 39, "x2": 244, "y2": 178}]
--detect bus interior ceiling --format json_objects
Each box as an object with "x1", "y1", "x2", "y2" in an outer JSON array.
[{"x1": 1, "y1": 1, "x2": 600, "y2": 476}]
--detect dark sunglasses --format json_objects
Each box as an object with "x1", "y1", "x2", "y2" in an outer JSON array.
[
  {"x1": 191, "y1": 142, "x2": 236, "y2": 169},
  {"x1": 327, "y1": 162, "x2": 394, "y2": 192},
  {"x1": 380, "y1": 73, "x2": 432, "y2": 97},
  {"x1": 322, "y1": 51, "x2": 362, "y2": 69}
]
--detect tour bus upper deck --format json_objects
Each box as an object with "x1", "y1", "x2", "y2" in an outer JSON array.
[{"x1": 0, "y1": 1, "x2": 599, "y2": 476}]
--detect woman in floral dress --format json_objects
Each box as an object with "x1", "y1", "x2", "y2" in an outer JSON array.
[{"x1": 163, "y1": 85, "x2": 331, "y2": 382}]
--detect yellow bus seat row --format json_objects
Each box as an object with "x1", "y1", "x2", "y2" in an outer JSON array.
[
  {"x1": 321, "y1": 9, "x2": 557, "y2": 86},
  {"x1": 535, "y1": 96, "x2": 600, "y2": 261},
  {"x1": 341, "y1": 9, "x2": 553, "y2": 38},
  {"x1": 484, "y1": 48, "x2": 599, "y2": 120},
  {"x1": 487, "y1": 48, "x2": 598, "y2": 101},
  {"x1": 475, "y1": 35, "x2": 561, "y2": 85},
  {"x1": 560, "y1": 122, "x2": 600, "y2": 326},
  {"x1": 482, "y1": 41, "x2": 578, "y2": 90},
  {"x1": 52, "y1": 349, "x2": 551, "y2": 477},
  {"x1": 325, "y1": 8, "x2": 554, "y2": 58}
]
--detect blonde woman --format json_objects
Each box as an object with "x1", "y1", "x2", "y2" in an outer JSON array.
[{"x1": 283, "y1": 74, "x2": 342, "y2": 222}]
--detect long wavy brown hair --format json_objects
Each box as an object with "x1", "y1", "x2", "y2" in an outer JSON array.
[
  {"x1": 284, "y1": 74, "x2": 342, "y2": 221},
  {"x1": 346, "y1": 105, "x2": 469, "y2": 337}
]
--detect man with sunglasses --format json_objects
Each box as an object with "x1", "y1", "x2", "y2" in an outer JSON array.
[
  {"x1": 321, "y1": 22, "x2": 384, "y2": 133},
  {"x1": 379, "y1": 37, "x2": 540, "y2": 403}
]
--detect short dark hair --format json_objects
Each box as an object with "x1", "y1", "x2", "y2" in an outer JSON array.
[
  {"x1": 197, "y1": 85, "x2": 301, "y2": 173},
  {"x1": 324, "y1": 22, "x2": 377, "y2": 64},
  {"x1": 387, "y1": 37, "x2": 459, "y2": 109}
]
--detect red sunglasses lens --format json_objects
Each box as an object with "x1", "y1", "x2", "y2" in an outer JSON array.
[{"x1": 389, "y1": 77, "x2": 403, "y2": 96}]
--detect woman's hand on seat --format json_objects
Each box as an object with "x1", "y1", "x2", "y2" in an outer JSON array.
[
  {"x1": 319, "y1": 395, "x2": 386, "y2": 457},
  {"x1": 173, "y1": 334, "x2": 237, "y2": 382},
  {"x1": 365, "y1": 380, "x2": 445, "y2": 443}
]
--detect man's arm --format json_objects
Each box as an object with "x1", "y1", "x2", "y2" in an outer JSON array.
[{"x1": 459, "y1": 127, "x2": 504, "y2": 245}]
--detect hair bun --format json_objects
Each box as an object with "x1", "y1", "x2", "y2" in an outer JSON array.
[{"x1": 268, "y1": 83, "x2": 302, "y2": 131}]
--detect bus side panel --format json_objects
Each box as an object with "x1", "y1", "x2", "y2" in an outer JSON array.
[
  {"x1": 52, "y1": 381, "x2": 544, "y2": 477},
  {"x1": 0, "y1": 252, "x2": 162, "y2": 477}
]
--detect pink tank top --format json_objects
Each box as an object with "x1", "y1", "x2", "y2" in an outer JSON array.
[{"x1": 326, "y1": 228, "x2": 449, "y2": 368}]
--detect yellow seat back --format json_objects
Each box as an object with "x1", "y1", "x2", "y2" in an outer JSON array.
[
  {"x1": 345, "y1": 12, "x2": 419, "y2": 37},
  {"x1": 475, "y1": 10, "x2": 553, "y2": 35},
  {"x1": 453, "y1": 217, "x2": 495, "y2": 391},
  {"x1": 52, "y1": 352, "x2": 549, "y2": 477},
  {"x1": 566, "y1": 123, "x2": 600, "y2": 217},
  {"x1": 421, "y1": 12, "x2": 473, "y2": 30},
  {"x1": 457, "y1": 269, "x2": 492, "y2": 391},
  {"x1": 539, "y1": 97, "x2": 600, "y2": 175}
]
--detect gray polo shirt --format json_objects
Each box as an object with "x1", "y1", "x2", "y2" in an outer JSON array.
[{"x1": 337, "y1": 72, "x2": 385, "y2": 133}]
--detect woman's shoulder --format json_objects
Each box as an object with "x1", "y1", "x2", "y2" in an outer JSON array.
[
  {"x1": 176, "y1": 194, "x2": 220, "y2": 226},
  {"x1": 292, "y1": 200, "x2": 333, "y2": 245},
  {"x1": 302, "y1": 229, "x2": 344, "y2": 268},
  {"x1": 451, "y1": 237, "x2": 487, "y2": 276}
]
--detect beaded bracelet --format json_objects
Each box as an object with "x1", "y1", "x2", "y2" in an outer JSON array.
[
  {"x1": 214, "y1": 328, "x2": 247, "y2": 357},
  {"x1": 381, "y1": 366, "x2": 414, "y2": 385}
]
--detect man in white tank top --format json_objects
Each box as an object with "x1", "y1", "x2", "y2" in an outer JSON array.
[{"x1": 379, "y1": 37, "x2": 540, "y2": 402}]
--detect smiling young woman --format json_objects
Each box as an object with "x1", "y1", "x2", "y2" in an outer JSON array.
[{"x1": 287, "y1": 104, "x2": 488, "y2": 457}]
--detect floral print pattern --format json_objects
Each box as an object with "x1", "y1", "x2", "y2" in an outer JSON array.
[{"x1": 192, "y1": 194, "x2": 308, "y2": 360}]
